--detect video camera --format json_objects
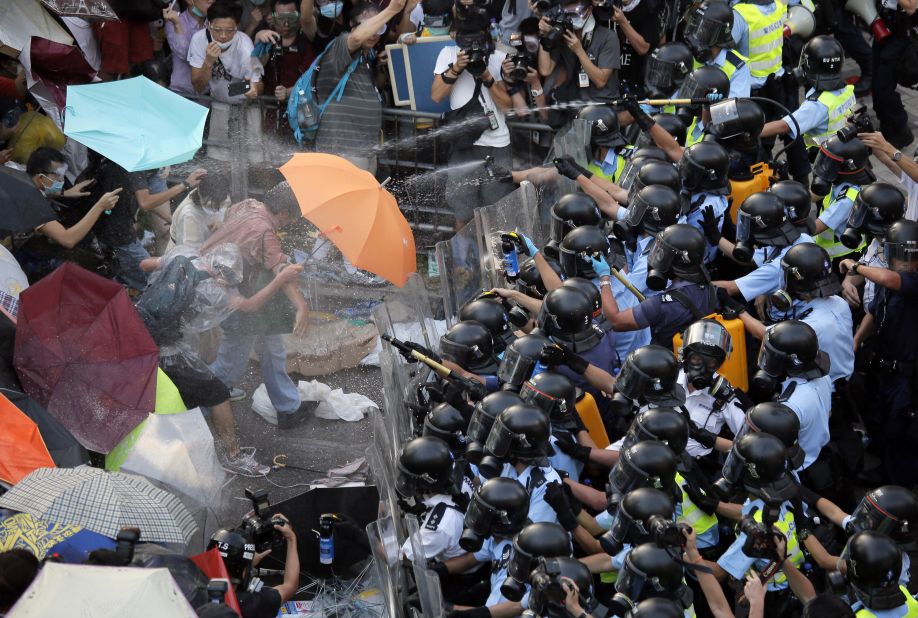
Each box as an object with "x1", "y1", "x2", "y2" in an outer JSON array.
[
  {"x1": 540, "y1": 5, "x2": 575, "y2": 51},
  {"x1": 836, "y1": 104, "x2": 874, "y2": 143},
  {"x1": 456, "y1": 31, "x2": 494, "y2": 77},
  {"x1": 241, "y1": 488, "x2": 286, "y2": 553}
]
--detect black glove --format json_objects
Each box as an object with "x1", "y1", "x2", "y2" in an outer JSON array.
[
  {"x1": 795, "y1": 484, "x2": 823, "y2": 509},
  {"x1": 554, "y1": 433, "x2": 593, "y2": 463},
  {"x1": 700, "y1": 205, "x2": 722, "y2": 245},
  {"x1": 400, "y1": 341, "x2": 442, "y2": 363},
  {"x1": 540, "y1": 343, "x2": 589, "y2": 374},
  {"x1": 716, "y1": 286, "x2": 747, "y2": 319},
  {"x1": 447, "y1": 607, "x2": 491, "y2": 618},
  {"x1": 682, "y1": 481, "x2": 720, "y2": 515},
  {"x1": 544, "y1": 481, "x2": 579, "y2": 531},
  {"x1": 689, "y1": 424, "x2": 718, "y2": 449},
  {"x1": 427, "y1": 558, "x2": 450, "y2": 581},
  {"x1": 553, "y1": 155, "x2": 592, "y2": 181},
  {"x1": 623, "y1": 94, "x2": 654, "y2": 132}
]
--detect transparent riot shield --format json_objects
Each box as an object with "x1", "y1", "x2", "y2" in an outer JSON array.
[
  {"x1": 435, "y1": 217, "x2": 485, "y2": 326},
  {"x1": 475, "y1": 181, "x2": 545, "y2": 290},
  {"x1": 367, "y1": 514, "x2": 402, "y2": 618},
  {"x1": 540, "y1": 118, "x2": 592, "y2": 214},
  {"x1": 405, "y1": 515, "x2": 446, "y2": 618},
  {"x1": 366, "y1": 419, "x2": 400, "y2": 531}
]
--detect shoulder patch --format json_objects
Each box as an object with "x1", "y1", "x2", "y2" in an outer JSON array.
[
  {"x1": 424, "y1": 502, "x2": 448, "y2": 531},
  {"x1": 527, "y1": 467, "x2": 548, "y2": 491}
]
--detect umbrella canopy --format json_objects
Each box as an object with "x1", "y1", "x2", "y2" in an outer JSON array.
[
  {"x1": 40, "y1": 0, "x2": 119, "y2": 21},
  {"x1": 0, "y1": 166, "x2": 57, "y2": 235},
  {"x1": 14, "y1": 263, "x2": 159, "y2": 454},
  {"x1": 8, "y1": 563, "x2": 198, "y2": 617},
  {"x1": 0, "y1": 0, "x2": 73, "y2": 57},
  {"x1": 279, "y1": 153, "x2": 416, "y2": 287},
  {"x1": 132, "y1": 544, "x2": 210, "y2": 608},
  {"x1": 0, "y1": 512, "x2": 115, "y2": 562},
  {"x1": 64, "y1": 76, "x2": 209, "y2": 172},
  {"x1": 0, "y1": 467, "x2": 198, "y2": 545},
  {"x1": 21, "y1": 37, "x2": 97, "y2": 126},
  {"x1": 0, "y1": 388, "x2": 89, "y2": 468},
  {"x1": 0, "y1": 393, "x2": 55, "y2": 485}
]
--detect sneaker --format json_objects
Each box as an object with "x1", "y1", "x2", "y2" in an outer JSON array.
[
  {"x1": 228, "y1": 387, "x2": 246, "y2": 401},
  {"x1": 276, "y1": 401, "x2": 319, "y2": 430},
  {"x1": 222, "y1": 447, "x2": 270, "y2": 477}
]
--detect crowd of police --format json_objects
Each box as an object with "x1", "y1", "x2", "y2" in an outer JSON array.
[{"x1": 376, "y1": 0, "x2": 918, "y2": 614}]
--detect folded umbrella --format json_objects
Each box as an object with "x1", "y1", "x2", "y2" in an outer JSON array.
[
  {"x1": 40, "y1": 0, "x2": 119, "y2": 21},
  {"x1": 0, "y1": 393, "x2": 55, "y2": 485},
  {"x1": 279, "y1": 153, "x2": 416, "y2": 287},
  {"x1": 0, "y1": 166, "x2": 57, "y2": 235},
  {"x1": 14, "y1": 263, "x2": 159, "y2": 454},
  {"x1": 64, "y1": 76, "x2": 209, "y2": 172},
  {"x1": 0, "y1": 467, "x2": 198, "y2": 545},
  {"x1": 0, "y1": 512, "x2": 115, "y2": 562}
]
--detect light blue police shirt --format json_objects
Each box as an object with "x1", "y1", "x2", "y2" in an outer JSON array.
[
  {"x1": 730, "y1": 4, "x2": 785, "y2": 88},
  {"x1": 685, "y1": 192, "x2": 730, "y2": 263},
  {"x1": 501, "y1": 463, "x2": 562, "y2": 525},
  {"x1": 701, "y1": 48, "x2": 752, "y2": 98},
  {"x1": 735, "y1": 233, "x2": 814, "y2": 300},
  {"x1": 818, "y1": 182, "x2": 861, "y2": 232},
  {"x1": 795, "y1": 296, "x2": 854, "y2": 383},
  {"x1": 474, "y1": 536, "x2": 515, "y2": 606},
  {"x1": 717, "y1": 498, "x2": 797, "y2": 591},
  {"x1": 782, "y1": 87, "x2": 848, "y2": 140},
  {"x1": 548, "y1": 434, "x2": 585, "y2": 480},
  {"x1": 778, "y1": 374, "x2": 833, "y2": 470}
]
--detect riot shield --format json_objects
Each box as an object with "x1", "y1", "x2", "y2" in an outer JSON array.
[
  {"x1": 474, "y1": 181, "x2": 545, "y2": 290},
  {"x1": 435, "y1": 217, "x2": 485, "y2": 325},
  {"x1": 405, "y1": 515, "x2": 446, "y2": 618},
  {"x1": 540, "y1": 118, "x2": 592, "y2": 213},
  {"x1": 367, "y1": 514, "x2": 402, "y2": 618}
]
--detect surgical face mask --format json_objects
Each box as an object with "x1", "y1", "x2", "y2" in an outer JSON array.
[
  {"x1": 249, "y1": 0, "x2": 267, "y2": 5},
  {"x1": 428, "y1": 25, "x2": 451, "y2": 35},
  {"x1": 191, "y1": 5, "x2": 206, "y2": 18},
  {"x1": 42, "y1": 177, "x2": 64, "y2": 197},
  {"x1": 217, "y1": 39, "x2": 234, "y2": 50},
  {"x1": 319, "y1": 1, "x2": 343, "y2": 18}
]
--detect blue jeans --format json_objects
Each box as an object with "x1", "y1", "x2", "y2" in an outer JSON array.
[
  {"x1": 109, "y1": 239, "x2": 149, "y2": 292},
  {"x1": 209, "y1": 318, "x2": 301, "y2": 416}
]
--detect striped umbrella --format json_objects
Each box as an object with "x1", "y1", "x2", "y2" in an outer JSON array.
[{"x1": 0, "y1": 467, "x2": 197, "y2": 545}]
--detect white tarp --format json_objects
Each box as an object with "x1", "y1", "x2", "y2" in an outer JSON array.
[
  {"x1": 9, "y1": 563, "x2": 197, "y2": 617},
  {"x1": 252, "y1": 380, "x2": 379, "y2": 424},
  {"x1": 1, "y1": 0, "x2": 73, "y2": 57}
]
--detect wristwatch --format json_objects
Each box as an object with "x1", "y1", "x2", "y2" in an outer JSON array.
[
  {"x1": 893, "y1": 150, "x2": 903, "y2": 162},
  {"x1": 852, "y1": 263, "x2": 861, "y2": 276},
  {"x1": 181, "y1": 180, "x2": 191, "y2": 190},
  {"x1": 530, "y1": 87, "x2": 544, "y2": 97},
  {"x1": 599, "y1": 278, "x2": 612, "y2": 288}
]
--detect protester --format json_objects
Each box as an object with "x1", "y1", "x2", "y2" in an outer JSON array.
[
  {"x1": 163, "y1": 0, "x2": 215, "y2": 94},
  {"x1": 167, "y1": 170, "x2": 231, "y2": 252}
]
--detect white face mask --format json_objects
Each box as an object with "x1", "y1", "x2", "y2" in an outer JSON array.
[
  {"x1": 319, "y1": 1, "x2": 344, "y2": 18},
  {"x1": 217, "y1": 38, "x2": 234, "y2": 50}
]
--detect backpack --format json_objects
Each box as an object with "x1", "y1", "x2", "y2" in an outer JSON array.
[
  {"x1": 135, "y1": 256, "x2": 210, "y2": 346},
  {"x1": 287, "y1": 44, "x2": 363, "y2": 144}
]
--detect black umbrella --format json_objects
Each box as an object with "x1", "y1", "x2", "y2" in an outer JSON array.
[
  {"x1": 0, "y1": 387, "x2": 89, "y2": 468},
  {"x1": 0, "y1": 166, "x2": 56, "y2": 234},
  {"x1": 132, "y1": 544, "x2": 210, "y2": 608}
]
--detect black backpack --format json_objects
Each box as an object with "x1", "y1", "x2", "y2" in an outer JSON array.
[{"x1": 135, "y1": 256, "x2": 209, "y2": 345}]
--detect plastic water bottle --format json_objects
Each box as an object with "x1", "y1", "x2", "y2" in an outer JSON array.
[
  {"x1": 318, "y1": 515, "x2": 334, "y2": 565},
  {"x1": 502, "y1": 239, "x2": 519, "y2": 279},
  {"x1": 489, "y1": 19, "x2": 501, "y2": 43}
]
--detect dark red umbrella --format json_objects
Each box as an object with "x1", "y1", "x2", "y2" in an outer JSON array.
[
  {"x1": 40, "y1": 0, "x2": 119, "y2": 22},
  {"x1": 13, "y1": 263, "x2": 159, "y2": 454},
  {"x1": 28, "y1": 37, "x2": 97, "y2": 113}
]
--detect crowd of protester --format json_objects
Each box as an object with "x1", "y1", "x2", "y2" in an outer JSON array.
[{"x1": 3, "y1": 0, "x2": 918, "y2": 615}]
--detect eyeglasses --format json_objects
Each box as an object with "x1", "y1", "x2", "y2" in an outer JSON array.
[{"x1": 209, "y1": 26, "x2": 238, "y2": 34}]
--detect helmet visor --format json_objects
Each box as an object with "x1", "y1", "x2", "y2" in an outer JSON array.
[
  {"x1": 756, "y1": 337, "x2": 787, "y2": 377},
  {"x1": 647, "y1": 236, "x2": 679, "y2": 278},
  {"x1": 618, "y1": 158, "x2": 642, "y2": 192},
  {"x1": 621, "y1": 419, "x2": 657, "y2": 451},
  {"x1": 467, "y1": 405, "x2": 496, "y2": 444},
  {"x1": 846, "y1": 195, "x2": 870, "y2": 231},
  {"x1": 626, "y1": 186, "x2": 654, "y2": 227},
  {"x1": 396, "y1": 460, "x2": 447, "y2": 498},
  {"x1": 684, "y1": 8, "x2": 726, "y2": 49},
  {"x1": 708, "y1": 99, "x2": 742, "y2": 140},
  {"x1": 847, "y1": 494, "x2": 903, "y2": 537},
  {"x1": 812, "y1": 146, "x2": 843, "y2": 182},
  {"x1": 463, "y1": 493, "x2": 495, "y2": 535},
  {"x1": 682, "y1": 320, "x2": 732, "y2": 359},
  {"x1": 720, "y1": 445, "x2": 748, "y2": 485},
  {"x1": 484, "y1": 415, "x2": 524, "y2": 459},
  {"x1": 884, "y1": 238, "x2": 918, "y2": 265},
  {"x1": 614, "y1": 555, "x2": 647, "y2": 606},
  {"x1": 615, "y1": 360, "x2": 654, "y2": 401},
  {"x1": 520, "y1": 379, "x2": 570, "y2": 422},
  {"x1": 645, "y1": 56, "x2": 680, "y2": 94},
  {"x1": 497, "y1": 345, "x2": 539, "y2": 387},
  {"x1": 550, "y1": 211, "x2": 570, "y2": 243}
]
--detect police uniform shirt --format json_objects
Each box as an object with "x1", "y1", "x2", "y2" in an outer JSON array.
[
  {"x1": 473, "y1": 535, "x2": 516, "y2": 606},
  {"x1": 717, "y1": 498, "x2": 799, "y2": 591},
  {"x1": 627, "y1": 234, "x2": 661, "y2": 297},
  {"x1": 730, "y1": 3, "x2": 785, "y2": 88},
  {"x1": 700, "y1": 48, "x2": 752, "y2": 98},
  {"x1": 601, "y1": 273, "x2": 652, "y2": 360},
  {"x1": 819, "y1": 182, "x2": 860, "y2": 233},
  {"x1": 685, "y1": 192, "x2": 730, "y2": 263},
  {"x1": 734, "y1": 233, "x2": 814, "y2": 300},
  {"x1": 400, "y1": 495, "x2": 467, "y2": 563},
  {"x1": 554, "y1": 329, "x2": 620, "y2": 389},
  {"x1": 677, "y1": 370, "x2": 746, "y2": 458},
  {"x1": 500, "y1": 463, "x2": 562, "y2": 525},
  {"x1": 781, "y1": 87, "x2": 843, "y2": 140},
  {"x1": 794, "y1": 296, "x2": 855, "y2": 383},
  {"x1": 861, "y1": 238, "x2": 889, "y2": 307},
  {"x1": 548, "y1": 433, "x2": 585, "y2": 480},
  {"x1": 632, "y1": 280, "x2": 719, "y2": 344},
  {"x1": 596, "y1": 148, "x2": 626, "y2": 179},
  {"x1": 779, "y1": 374, "x2": 833, "y2": 470},
  {"x1": 867, "y1": 271, "x2": 918, "y2": 364}
]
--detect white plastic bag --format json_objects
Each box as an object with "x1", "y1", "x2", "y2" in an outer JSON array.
[{"x1": 250, "y1": 380, "x2": 378, "y2": 424}]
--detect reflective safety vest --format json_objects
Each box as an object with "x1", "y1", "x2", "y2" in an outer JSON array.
[
  {"x1": 733, "y1": 1, "x2": 786, "y2": 78},
  {"x1": 855, "y1": 587, "x2": 918, "y2": 617},
  {"x1": 587, "y1": 146, "x2": 635, "y2": 183},
  {"x1": 676, "y1": 473, "x2": 719, "y2": 536},
  {"x1": 685, "y1": 117, "x2": 704, "y2": 147},
  {"x1": 745, "y1": 503, "x2": 804, "y2": 587},
  {"x1": 816, "y1": 185, "x2": 865, "y2": 258},
  {"x1": 803, "y1": 85, "x2": 856, "y2": 148},
  {"x1": 692, "y1": 50, "x2": 748, "y2": 82}
]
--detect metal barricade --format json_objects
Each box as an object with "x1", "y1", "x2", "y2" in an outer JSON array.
[
  {"x1": 434, "y1": 217, "x2": 485, "y2": 326},
  {"x1": 474, "y1": 181, "x2": 545, "y2": 290}
]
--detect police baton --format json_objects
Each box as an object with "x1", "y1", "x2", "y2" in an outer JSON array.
[
  {"x1": 610, "y1": 98, "x2": 711, "y2": 108},
  {"x1": 381, "y1": 334, "x2": 485, "y2": 396},
  {"x1": 610, "y1": 267, "x2": 646, "y2": 302}
]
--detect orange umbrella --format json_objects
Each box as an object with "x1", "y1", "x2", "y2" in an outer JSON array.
[
  {"x1": 279, "y1": 153, "x2": 416, "y2": 287},
  {"x1": 0, "y1": 392, "x2": 55, "y2": 485}
]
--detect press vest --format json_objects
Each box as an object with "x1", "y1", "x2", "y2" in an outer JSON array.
[
  {"x1": 816, "y1": 185, "x2": 864, "y2": 258},
  {"x1": 803, "y1": 85, "x2": 856, "y2": 148},
  {"x1": 733, "y1": 1, "x2": 786, "y2": 78},
  {"x1": 676, "y1": 472, "x2": 718, "y2": 536},
  {"x1": 855, "y1": 586, "x2": 918, "y2": 617},
  {"x1": 747, "y1": 503, "x2": 804, "y2": 587}
]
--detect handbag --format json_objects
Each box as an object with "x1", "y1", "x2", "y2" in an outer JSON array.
[{"x1": 440, "y1": 79, "x2": 491, "y2": 157}]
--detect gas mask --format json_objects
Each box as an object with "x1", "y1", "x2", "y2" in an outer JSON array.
[
  {"x1": 609, "y1": 552, "x2": 693, "y2": 617},
  {"x1": 750, "y1": 338, "x2": 787, "y2": 399},
  {"x1": 679, "y1": 320, "x2": 730, "y2": 390}
]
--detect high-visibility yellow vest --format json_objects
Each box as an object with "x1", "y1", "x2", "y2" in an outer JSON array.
[
  {"x1": 803, "y1": 85, "x2": 856, "y2": 148},
  {"x1": 855, "y1": 587, "x2": 918, "y2": 617},
  {"x1": 733, "y1": 1, "x2": 786, "y2": 78},
  {"x1": 693, "y1": 50, "x2": 748, "y2": 81},
  {"x1": 744, "y1": 504, "x2": 803, "y2": 587},
  {"x1": 816, "y1": 186, "x2": 865, "y2": 258},
  {"x1": 685, "y1": 117, "x2": 704, "y2": 147},
  {"x1": 676, "y1": 473, "x2": 719, "y2": 536},
  {"x1": 587, "y1": 146, "x2": 634, "y2": 183}
]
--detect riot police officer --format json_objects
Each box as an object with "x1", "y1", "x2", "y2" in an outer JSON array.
[
  {"x1": 497, "y1": 331, "x2": 554, "y2": 392},
  {"x1": 676, "y1": 65, "x2": 733, "y2": 147},
  {"x1": 678, "y1": 142, "x2": 731, "y2": 264},
  {"x1": 684, "y1": 0, "x2": 751, "y2": 99},
  {"x1": 611, "y1": 543, "x2": 695, "y2": 615},
  {"x1": 459, "y1": 296, "x2": 515, "y2": 355},
  {"x1": 439, "y1": 320, "x2": 501, "y2": 390},
  {"x1": 643, "y1": 42, "x2": 694, "y2": 101},
  {"x1": 499, "y1": 522, "x2": 573, "y2": 602},
  {"x1": 731, "y1": 0, "x2": 786, "y2": 97},
  {"x1": 844, "y1": 220, "x2": 918, "y2": 486},
  {"x1": 578, "y1": 105, "x2": 637, "y2": 184},
  {"x1": 770, "y1": 179, "x2": 815, "y2": 235},
  {"x1": 843, "y1": 531, "x2": 918, "y2": 616},
  {"x1": 465, "y1": 390, "x2": 525, "y2": 464}
]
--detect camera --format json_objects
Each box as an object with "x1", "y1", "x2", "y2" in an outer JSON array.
[
  {"x1": 507, "y1": 32, "x2": 533, "y2": 82},
  {"x1": 836, "y1": 104, "x2": 874, "y2": 143},
  {"x1": 738, "y1": 516, "x2": 780, "y2": 561},
  {"x1": 115, "y1": 527, "x2": 141, "y2": 565},
  {"x1": 241, "y1": 488, "x2": 286, "y2": 552},
  {"x1": 648, "y1": 516, "x2": 690, "y2": 549},
  {"x1": 456, "y1": 32, "x2": 493, "y2": 77},
  {"x1": 206, "y1": 579, "x2": 230, "y2": 604},
  {"x1": 540, "y1": 5, "x2": 575, "y2": 51}
]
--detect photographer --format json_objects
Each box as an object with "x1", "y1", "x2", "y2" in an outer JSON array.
[
  {"x1": 610, "y1": 0, "x2": 666, "y2": 97},
  {"x1": 537, "y1": 0, "x2": 621, "y2": 108},
  {"x1": 501, "y1": 19, "x2": 550, "y2": 125},
  {"x1": 432, "y1": 7, "x2": 514, "y2": 230},
  {"x1": 208, "y1": 514, "x2": 300, "y2": 618}
]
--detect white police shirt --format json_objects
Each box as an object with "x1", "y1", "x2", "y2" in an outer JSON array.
[
  {"x1": 678, "y1": 370, "x2": 746, "y2": 458},
  {"x1": 401, "y1": 495, "x2": 467, "y2": 563}
]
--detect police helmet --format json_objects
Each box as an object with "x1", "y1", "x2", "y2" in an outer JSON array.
[
  {"x1": 622, "y1": 408, "x2": 690, "y2": 455},
  {"x1": 460, "y1": 477, "x2": 530, "y2": 550},
  {"x1": 725, "y1": 432, "x2": 795, "y2": 503},
  {"x1": 439, "y1": 320, "x2": 499, "y2": 375},
  {"x1": 608, "y1": 441, "x2": 680, "y2": 500},
  {"x1": 734, "y1": 192, "x2": 801, "y2": 262},
  {"x1": 501, "y1": 523, "x2": 573, "y2": 601},
  {"x1": 619, "y1": 147, "x2": 671, "y2": 192},
  {"x1": 616, "y1": 344, "x2": 686, "y2": 406},
  {"x1": 537, "y1": 286, "x2": 595, "y2": 340},
  {"x1": 635, "y1": 113, "x2": 688, "y2": 148},
  {"x1": 679, "y1": 318, "x2": 732, "y2": 388},
  {"x1": 466, "y1": 390, "x2": 525, "y2": 463},
  {"x1": 630, "y1": 161, "x2": 682, "y2": 199},
  {"x1": 517, "y1": 257, "x2": 548, "y2": 299},
  {"x1": 422, "y1": 403, "x2": 469, "y2": 455},
  {"x1": 756, "y1": 319, "x2": 828, "y2": 383},
  {"x1": 644, "y1": 42, "x2": 694, "y2": 98},
  {"x1": 459, "y1": 297, "x2": 513, "y2": 353},
  {"x1": 396, "y1": 436, "x2": 458, "y2": 498},
  {"x1": 646, "y1": 224, "x2": 710, "y2": 289},
  {"x1": 812, "y1": 136, "x2": 873, "y2": 190},
  {"x1": 521, "y1": 370, "x2": 579, "y2": 430},
  {"x1": 779, "y1": 242, "x2": 841, "y2": 301},
  {"x1": 208, "y1": 529, "x2": 254, "y2": 585},
  {"x1": 884, "y1": 219, "x2": 918, "y2": 267},
  {"x1": 600, "y1": 488, "x2": 677, "y2": 555},
  {"x1": 679, "y1": 65, "x2": 730, "y2": 102},
  {"x1": 679, "y1": 141, "x2": 731, "y2": 195},
  {"x1": 562, "y1": 277, "x2": 602, "y2": 320},
  {"x1": 614, "y1": 543, "x2": 691, "y2": 611},
  {"x1": 528, "y1": 557, "x2": 596, "y2": 618},
  {"x1": 498, "y1": 331, "x2": 553, "y2": 389},
  {"x1": 484, "y1": 403, "x2": 555, "y2": 465},
  {"x1": 624, "y1": 185, "x2": 682, "y2": 238},
  {"x1": 559, "y1": 225, "x2": 612, "y2": 279},
  {"x1": 550, "y1": 193, "x2": 603, "y2": 243},
  {"x1": 706, "y1": 98, "x2": 766, "y2": 149},
  {"x1": 769, "y1": 180, "x2": 813, "y2": 224},
  {"x1": 847, "y1": 486, "x2": 918, "y2": 542},
  {"x1": 845, "y1": 531, "x2": 906, "y2": 611},
  {"x1": 798, "y1": 35, "x2": 846, "y2": 91},
  {"x1": 841, "y1": 183, "x2": 907, "y2": 248},
  {"x1": 741, "y1": 402, "x2": 804, "y2": 470},
  {"x1": 578, "y1": 105, "x2": 628, "y2": 149}
]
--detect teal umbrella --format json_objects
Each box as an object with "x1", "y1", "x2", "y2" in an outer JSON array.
[{"x1": 63, "y1": 76, "x2": 209, "y2": 172}]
